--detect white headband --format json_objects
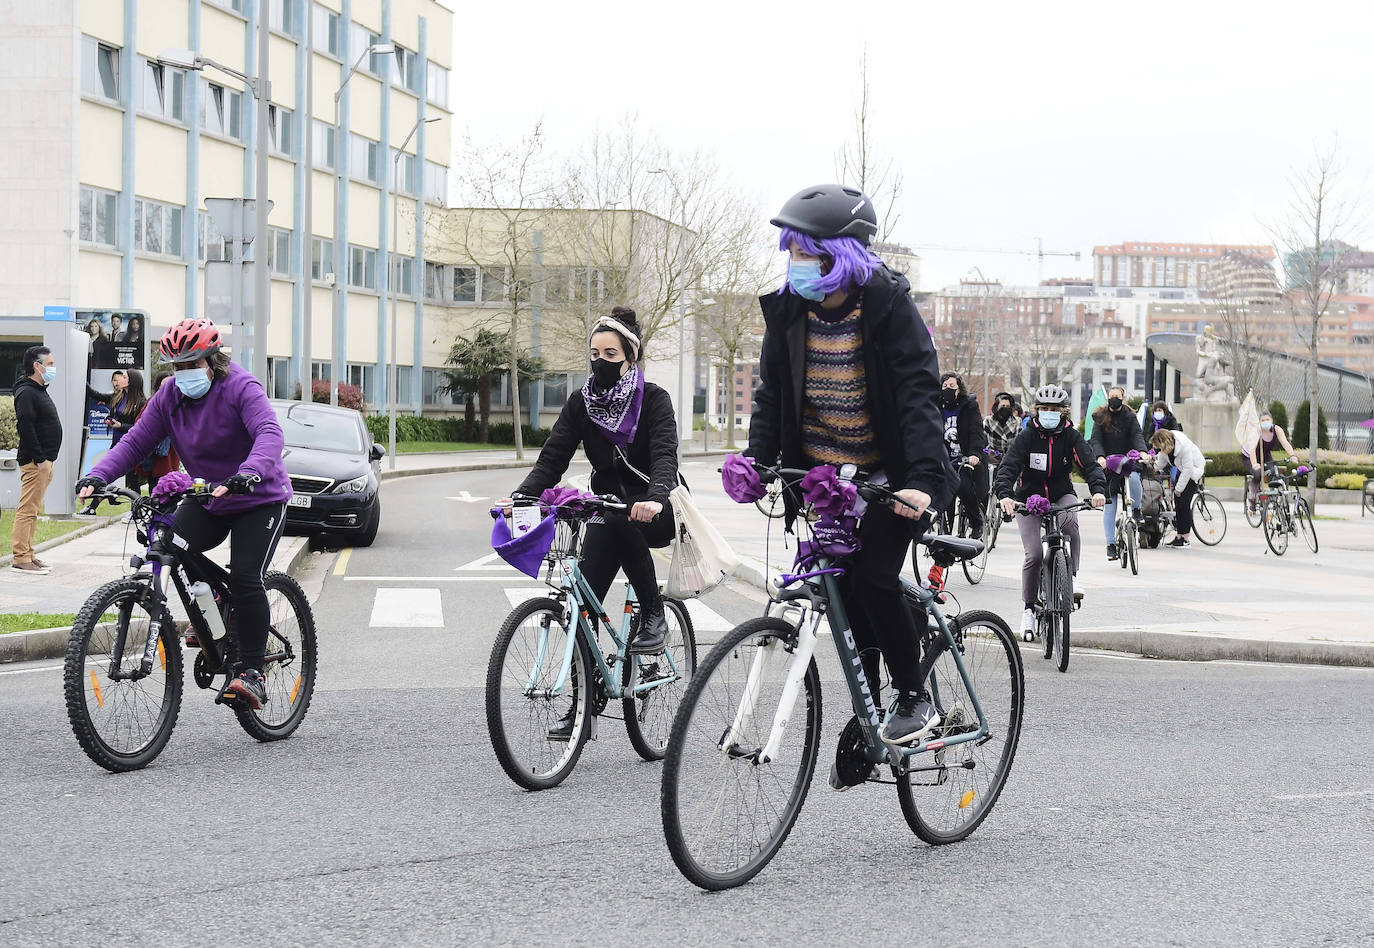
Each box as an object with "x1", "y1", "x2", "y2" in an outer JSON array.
[{"x1": 592, "y1": 316, "x2": 641, "y2": 359}]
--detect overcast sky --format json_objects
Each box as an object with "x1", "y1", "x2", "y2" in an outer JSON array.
[{"x1": 443, "y1": 0, "x2": 1373, "y2": 291}]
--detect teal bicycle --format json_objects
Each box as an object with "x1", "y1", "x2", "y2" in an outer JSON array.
[
  {"x1": 661, "y1": 463, "x2": 1024, "y2": 890},
  {"x1": 485, "y1": 495, "x2": 697, "y2": 790}
]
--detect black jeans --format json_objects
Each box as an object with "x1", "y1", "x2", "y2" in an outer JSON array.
[
  {"x1": 173, "y1": 500, "x2": 287, "y2": 671},
  {"x1": 955, "y1": 462, "x2": 989, "y2": 535},
  {"x1": 842, "y1": 502, "x2": 928, "y2": 697},
  {"x1": 1174, "y1": 481, "x2": 1198, "y2": 537},
  {"x1": 578, "y1": 507, "x2": 675, "y2": 615}
]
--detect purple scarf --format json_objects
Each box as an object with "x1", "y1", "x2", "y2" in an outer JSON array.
[{"x1": 582, "y1": 365, "x2": 644, "y2": 448}]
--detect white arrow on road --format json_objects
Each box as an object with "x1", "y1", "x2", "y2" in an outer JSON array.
[
  {"x1": 454, "y1": 552, "x2": 521, "y2": 572},
  {"x1": 446, "y1": 491, "x2": 488, "y2": 503}
]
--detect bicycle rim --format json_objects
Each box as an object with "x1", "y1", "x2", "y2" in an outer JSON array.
[
  {"x1": 1053, "y1": 549, "x2": 1071, "y2": 673},
  {"x1": 623, "y1": 599, "x2": 697, "y2": 761},
  {"x1": 898, "y1": 610, "x2": 1024, "y2": 844},
  {"x1": 1127, "y1": 521, "x2": 1139, "y2": 576},
  {"x1": 1117, "y1": 516, "x2": 1128, "y2": 570},
  {"x1": 1263, "y1": 501, "x2": 1288, "y2": 556},
  {"x1": 963, "y1": 525, "x2": 988, "y2": 584},
  {"x1": 1191, "y1": 493, "x2": 1227, "y2": 546},
  {"x1": 661, "y1": 617, "x2": 821, "y2": 891},
  {"x1": 233, "y1": 572, "x2": 317, "y2": 740},
  {"x1": 1040, "y1": 560, "x2": 1054, "y2": 661},
  {"x1": 1296, "y1": 499, "x2": 1318, "y2": 553},
  {"x1": 485, "y1": 598, "x2": 592, "y2": 790},
  {"x1": 1245, "y1": 496, "x2": 1263, "y2": 528},
  {"x1": 64, "y1": 579, "x2": 183, "y2": 772}
]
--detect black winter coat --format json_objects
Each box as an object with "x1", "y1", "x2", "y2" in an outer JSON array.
[
  {"x1": 942, "y1": 392, "x2": 987, "y2": 461},
  {"x1": 994, "y1": 419, "x2": 1107, "y2": 502},
  {"x1": 14, "y1": 377, "x2": 63, "y2": 465},
  {"x1": 748, "y1": 265, "x2": 954, "y2": 509},
  {"x1": 516, "y1": 381, "x2": 680, "y2": 506},
  {"x1": 1088, "y1": 406, "x2": 1147, "y2": 459}
]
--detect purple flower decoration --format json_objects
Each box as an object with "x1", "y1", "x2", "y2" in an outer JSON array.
[
  {"x1": 539, "y1": 486, "x2": 595, "y2": 509},
  {"x1": 797, "y1": 514, "x2": 862, "y2": 565},
  {"x1": 153, "y1": 470, "x2": 193, "y2": 502},
  {"x1": 801, "y1": 466, "x2": 857, "y2": 519},
  {"x1": 1024, "y1": 494, "x2": 1052, "y2": 516},
  {"x1": 722, "y1": 454, "x2": 766, "y2": 504}
]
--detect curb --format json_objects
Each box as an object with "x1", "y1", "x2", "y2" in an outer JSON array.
[{"x1": 0, "y1": 514, "x2": 124, "y2": 570}]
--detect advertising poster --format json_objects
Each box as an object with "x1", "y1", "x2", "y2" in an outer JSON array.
[{"x1": 76, "y1": 310, "x2": 149, "y2": 476}]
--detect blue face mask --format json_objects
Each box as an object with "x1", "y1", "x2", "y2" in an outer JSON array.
[
  {"x1": 175, "y1": 367, "x2": 212, "y2": 399},
  {"x1": 1153, "y1": 411, "x2": 1165, "y2": 421},
  {"x1": 1038, "y1": 411, "x2": 1061, "y2": 430},
  {"x1": 787, "y1": 259, "x2": 826, "y2": 302},
  {"x1": 41, "y1": 366, "x2": 57, "y2": 384}
]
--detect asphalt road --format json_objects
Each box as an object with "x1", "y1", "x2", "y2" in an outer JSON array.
[{"x1": 3, "y1": 468, "x2": 1372, "y2": 946}]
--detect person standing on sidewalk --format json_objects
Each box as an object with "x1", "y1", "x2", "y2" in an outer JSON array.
[
  {"x1": 1148, "y1": 428, "x2": 1205, "y2": 548},
  {"x1": 11, "y1": 346, "x2": 63, "y2": 574}
]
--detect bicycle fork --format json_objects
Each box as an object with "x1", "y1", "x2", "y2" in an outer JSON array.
[{"x1": 720, "y1": 610, "x2": 824, "y2": 765}]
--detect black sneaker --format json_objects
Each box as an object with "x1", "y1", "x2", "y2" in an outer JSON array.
[
  {"x1": 1106, "y1": 543, "x2": 1119, "y2": 561},
  {"x1": 879, "y1": 690, "x2": 941, "y2": 746},
  {"x1": 1169, "y1": 536, "x2": 1191, "y2": 548},
  {"x1": 223, "y1": 668, "x2": 267, "y2": 710},
  {"x1": 547, "y1": 708, "x2": 576, "y2": 742},
  {"x1": 630, "y1": 601, "x2": 667, "y2": 654},
  {"x1": 1132, "y1": 509, "x2": 1144, "y2": 526}
]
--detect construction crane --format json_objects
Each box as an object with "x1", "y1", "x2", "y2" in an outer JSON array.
[{"x1": 907, "y1": 237, "x2": 1082, "y2": 284}]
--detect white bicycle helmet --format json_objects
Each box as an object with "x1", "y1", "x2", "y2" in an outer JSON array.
[{"x1": 1033, "y1": 383, "x2": 1070, "y2": 407}]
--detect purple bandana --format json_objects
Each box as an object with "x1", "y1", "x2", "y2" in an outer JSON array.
[{"x1": 582, "y1": 365, "x2": 644, "y2": 448}]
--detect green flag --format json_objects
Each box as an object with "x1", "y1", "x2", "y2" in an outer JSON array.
[{"x1": 1082, "y1": 385, "x2": 1109, "y2": 441}]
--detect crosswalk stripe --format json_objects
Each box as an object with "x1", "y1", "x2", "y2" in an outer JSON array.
[
  {"x1": 504, "y1": 588, "x2": 547, "y2": 608},
  {"x1": 683, "y1": 599, "x2": 733, "y2": 632},
  {"x1": 370, "y1": 588, "x2": 444, "y2": 628}
]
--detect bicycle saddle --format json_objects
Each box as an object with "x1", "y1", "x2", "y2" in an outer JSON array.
[{"x1": 919, "y1": 534, "x2": 984, "y2": 563}]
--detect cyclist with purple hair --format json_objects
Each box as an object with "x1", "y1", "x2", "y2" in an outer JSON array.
[{"x1": 740, "y1": 183, "x2": 954, "y2": 748}]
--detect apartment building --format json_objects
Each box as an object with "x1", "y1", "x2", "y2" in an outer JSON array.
[{"x1": 1093, "y1": 241, "x2": 1276, "y2": 292}]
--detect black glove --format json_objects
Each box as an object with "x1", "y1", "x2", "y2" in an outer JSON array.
[
  {"x1": 223, "y1": 471, "x2": 262, "y2": 495},
  {"x1": 76, "y1": 474, "x2": 108, "y2": 494}
]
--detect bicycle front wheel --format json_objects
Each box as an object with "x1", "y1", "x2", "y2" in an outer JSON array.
[
  {"x1": 661, "y1": 617, "x2": 822, "y2": 891},
  {"x1": 486, "y1": 597, "x2": 593, "y2": 790},
  {"x1": 623, "y1": 598, "x2": 697, "y2": 762},
  {"x1": 1052, "y1": 548, "x2": 1072, "y2": 673},
  {"x1": 1263, "y1": 500, "x2": 1289, "y2": 556},
  {"x1": 233, "y1": 572, "x2": 318, "y2": 742},
  {"x1": 962, "y1": 523, "x2": 989, "y2": 585},
  {"x1": 1295, "y1": 498, "x2": 1318, "y2": 553},
  {"x1": 1191, "y1": 492, "x2": 1227, "y2": 546},
  {"x1": 898, "y1": 609, "x2": 1024, "y2": 844},
  {"x1": 64, "y1": 579, "x2": 183, "y2": 772},
  {"x1": 1125, "y1": 520, "x2": 1139, "y2": 576},
  {"x1": 1245, "y1": 496, "x2": 1263, "y2": 528}
]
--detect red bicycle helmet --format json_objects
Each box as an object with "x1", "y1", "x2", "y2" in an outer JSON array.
[{"x1": 159, "y1": 318, "x2": 222, "y2": 364}]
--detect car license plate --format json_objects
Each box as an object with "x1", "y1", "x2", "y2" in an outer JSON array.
[{"x1": 288, "y1": 494, "x2": 312, "y2": 509}]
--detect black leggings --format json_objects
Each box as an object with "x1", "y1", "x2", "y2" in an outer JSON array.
[
  {"x1": 173, "y1": 500, "x2": 287, "y2": 671},
  {"x1": 1174, "y1": 481, "x2": 1198, "y2": 537},
  {"x1": 842, "y1": 503, "x2": 927, "y2": 697},
  {"x1": 955, "y1": 462, "x2": 989, "y2": 534},
  {"x1": 577, "y1": 507, "x2": 675, "y2": 614}
]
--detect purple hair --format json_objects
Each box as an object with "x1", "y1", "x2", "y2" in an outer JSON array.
[{"x1": 778, "y1": 227, "x2": 883, "y2": 296}]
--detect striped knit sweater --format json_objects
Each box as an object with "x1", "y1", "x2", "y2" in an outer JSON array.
[{"x1": 801, "y1": 303, "x2": 880, "y2": 468}]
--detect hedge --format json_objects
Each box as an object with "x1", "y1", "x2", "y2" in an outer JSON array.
[
  {"x1": 364, "y1": 414, "x2": 551, "y2": 447},
  {"x1": 0, "y1": 395, "x2": 16, "y2": 451},
  {"x1": 1203, "y1": 450, "x2": 1374, "y2": 485}
]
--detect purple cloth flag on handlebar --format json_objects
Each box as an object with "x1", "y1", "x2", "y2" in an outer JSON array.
[
  {"x1": 1024, "y1": 494, "x2": 1052, "y2": 516},
  {"x1": 722, "y1": 454, "x2": 766, "y2": 503},
  {"x1": 153, "y1": 470, "x2": 193, "y2": 502},
  {"x1": 539, "y1": 486, "x2": 595, "y2": 509},
  {"x1": 491, "y1": 512, "x2": 556, "y2": 578},
  {"x1": 801, "y1": 465, "x2": 858, "y2": 519}
]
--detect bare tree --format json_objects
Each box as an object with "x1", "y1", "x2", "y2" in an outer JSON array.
[
  {"x1": 931, "y1": 281, "x2": 1011, "y2": 406},
  {"x1": 1270, "y1": 139, "x2": 1363, "y2": 503},
  {"x1": 835, "y1": 47, "x2": 903, "y2": 242},
  {"x1": 1001, "y1": 317, "x2": 1092, "y2": 408}
]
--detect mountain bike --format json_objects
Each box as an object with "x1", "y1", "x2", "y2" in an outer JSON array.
[
  {"x1": 661, "y1": 463, "x2": 1023, "y2": 890},
  {"x1": 485, "y1": 495, "x2": 696, "y2": 790},
  {"x1": 1259, "y1": 464, "x2": 1318, "y2": 556},
  {"x1": 63, "y1": 482, "x2": 317, "y2": 773},
  {"x1": 1189, "y1": 464, "x2": 1227, "y2": 546},
  {"x1": 1014, "y1": 497, "x2": 1093, "y2": 674}
]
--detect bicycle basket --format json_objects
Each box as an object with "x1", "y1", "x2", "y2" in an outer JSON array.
[{"x1": 546, "y1": 516, "x2": 586, "y2": 562}]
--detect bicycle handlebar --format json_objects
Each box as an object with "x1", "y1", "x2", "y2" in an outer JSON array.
[
  {"x1": 1010, "y1": 498, "x2": 1096, "y2": 517},
  {"x1": 490, "y1": 493, "x2": 629, "y2": 520},
  {"x1": 751, "y1": 461, "x2": 926, "y2": 517}
]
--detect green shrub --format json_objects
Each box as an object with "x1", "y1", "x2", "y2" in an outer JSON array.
[
  {"x1": 1267, "y1": 399, "x2": 1288, "y2": 431},
  {"x1": 293, "y1": 380, "x2": 364, "y2": 411},
  {"x1": 1204, "y1": 449, "x2": 1374, "y2": 482},
  {"x1": 1291, "y1": 401, "x2": 1330, "y2": 450},
  {"x1": 0, "y1": 395, "x2": 16, "y2": 451},
  {"x1": 361, "y1": 414, "x2": 551, "y2": 447},
  {"x1": 1326, "y1": 472, "x2": 1367, "y2": 490}
]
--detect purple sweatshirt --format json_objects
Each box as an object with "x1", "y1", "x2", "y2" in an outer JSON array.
[{"x1": 92, "y1": 363, "x2": 291, "y2": 514}]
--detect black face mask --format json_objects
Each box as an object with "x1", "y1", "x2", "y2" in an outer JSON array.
[
  {"x1": 590, "y1": 358, "x2": 624, "y2": 391},
  {"x1": 940, "y1": 389, "x2": 958, "y2": 407},
  {"x1": 995, "y1": 405, "x2": 1013, "y2": 421},
  {"x1": 1108, "y1": 397, "x2": 1123, "y2": 411}
]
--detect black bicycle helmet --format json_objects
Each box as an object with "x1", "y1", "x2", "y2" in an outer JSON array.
[{"x1": 770, "y1": 184, "x2": 879, "y2": 246}]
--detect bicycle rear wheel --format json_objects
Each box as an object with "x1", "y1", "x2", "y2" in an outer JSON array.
[
  {"x1": 486, "y1": 597, "x2": 593, "y2": 790},
  {"x1": 962, "y1": 518, "x2": 989, "y2": 585},
  {"x1": 754, "y1": 481, "x2": 785, "y2": 519},
  {"x1": 623, "y1": 598, "x2": 697, "y2": 761},
  {"x1": 1052, "y1": 549, "x2": 1072, "y2": 673},
  {"x1": 1117, "y1": 515, "x2": 1128, "y2": 570},
  {"x1": 1125, "y1": 520, "x2": 1139, "y2": 576},
  {"x1": 1245, "y1": 496, "x2": 1263, "y2": 528},
  {"x1": 233, "y1": 572, "x2": 318, "y2": 741},
  {"x1": 986, "y1": 498, "x2": 1003, "y2": 552},
  {"x1": 1263, "y1": 500, "x2": 1289, "y2": 556},
  {"x1": 661, "y1": 617, "x2": 822, "y2": 891},
  {"x1": 897, "y1": 609, "x2": 1024, "y2": 844},
  {"x1": 1191, "y1": 492, "x2": 1227, "y2": 546},
  {"x1": 1295, "y1": 498, "x2": 1318, "y2": 553},
  {"x1": 64, "y1": 579, "x2": 183, "y2": 773}
]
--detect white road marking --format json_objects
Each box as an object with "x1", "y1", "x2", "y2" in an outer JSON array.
[
  {"x1": 446, "y1": 491, "x2": 488, "y2": 503},
  {"x1": 346, "y1": 575, "x2": 519, "y2": 582},
  {"x1": 504, "y1": 588, "x2": 548, "y2": 608},
  {"x1": 683, "y1": 599, "x2": 733, "y2": 632},
  {"x1": 453, "y1": 552, "x2": 523, "y2": 572},
  {"x1": 1272, "y1": 790, "x2": 1374, "y2": 801},
  {"x1": 369, "y1": 588, "x2": 444, "y2": 628},
  {"x1": 0, "y1": 662, "x2": 67, "y2": 676}
]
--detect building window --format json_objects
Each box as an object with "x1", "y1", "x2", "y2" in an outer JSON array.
[
  {"x1": 392, "y1": 152, "x2": 419, "y2": 195},
  {"x1": 451, "y1": 266, "x2": 476, "y2": 303},
  {"x1": 198, "y1": 212, "x2": 228, "y2": 263},
  {"x1": 426, "y1": 62, "x2": 449, "y2": 108},
  {"x1": 81, "y1": 36, "x2": 120, "y2": 101},
  {"x1": 350, "y1": 133, "x2": 379, "y2": 184},
  {"x1": 479, "y1": 266, "x2": 506, "y2": 302},
  {"x1": 311, "y1": 119, "x2": 335, "y2": 169},
  {"x1": 390, "y1": 256, "x2": 415, "y2": 296},
  {"x1": 208, "y1": 0, "x2": 246, "y2": 12},
  {"x1": 351, "y1": 24, "x2": 385, "y2": 75},
  {"x1": 268, "y1": 0, "x2": 297, "y2": 36},
  {"x1": 79, "y1": 186, "x2": 118, "y2": 248},
  {"x1": 203, "y1": 79, "x2": 244, "y2": 140},
  {"x1": 423, "y1": 160, "x2": 446, "y2": 206},
  {"x1": 311, "y1": 4, "x2": 339, "y2": 56},
  {"x1": 424, "y1": 261, "x2": 448, "y2": 301},
  {"x1": 268, "y1": 104, "x2": 294, "y2": 157},
  {"x1": 141, "y1": 60, "x2": 187, "y2": 122},
  {"x1": 396, "y1": 365, "x2": 413, "y2": 405},
  {"x1": 311, "y1": 237, "x2": 334, "y2": 281},
  {"x1": 267, "y1": 227, "x2": 292, "y2": 276},
  {"x1": 134, "y1": 198, "x2": 184, "y2": 257},
  {"x1": 542, "y1": 373, "x2": 571, "y2": 409},
  {"x1": 392, "y1": 46, "x2": 422, "y2": 94},
  {"x1": 349, "y1": 245, "x2": 378, "y2": 290},
  {"x1": 311, "y1": 360, "x2": 331, "y2": 382},
  {"x1": 422, "y1": 367, "x2": 448, "y2": 405}
]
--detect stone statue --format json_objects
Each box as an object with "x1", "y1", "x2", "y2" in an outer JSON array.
[{"x1": 1193, "y1": 324, "x2": 1236, "y2": 403}]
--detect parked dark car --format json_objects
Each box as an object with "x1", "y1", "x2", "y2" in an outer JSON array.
[{"x1": 271, "y1": 400, "x2": 383, "y2": 546}]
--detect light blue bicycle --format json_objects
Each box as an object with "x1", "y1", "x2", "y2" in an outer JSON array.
[{"x1": 485, "y1": 495, "x2": 697, "y2": 790}]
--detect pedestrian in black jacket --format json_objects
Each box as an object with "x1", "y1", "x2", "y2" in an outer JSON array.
[
  {"x1": 1087, "y1": 384, "x2": 1147, "y2": 559},
  {"x1": 11, "y1": 346, "x2": 63, "y2": 574},
  {"x1": 744, "y1": 183, "x2": 954, "y2": 748},
  {"x1": 513, "y1": 308, "x2": 679, "y2": 660},
  {"x1": 993, "y1": 384, "x2": 1106, "y2": 640}
]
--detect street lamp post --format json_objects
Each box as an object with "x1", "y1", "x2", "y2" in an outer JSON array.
[{"x1": 387, "y1": 115, "x2": 439, "y2": 471}]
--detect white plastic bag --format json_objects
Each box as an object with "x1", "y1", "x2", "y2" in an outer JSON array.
[{"x1": 663, "y1": 484, "x2": 739, "y2": 599}]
